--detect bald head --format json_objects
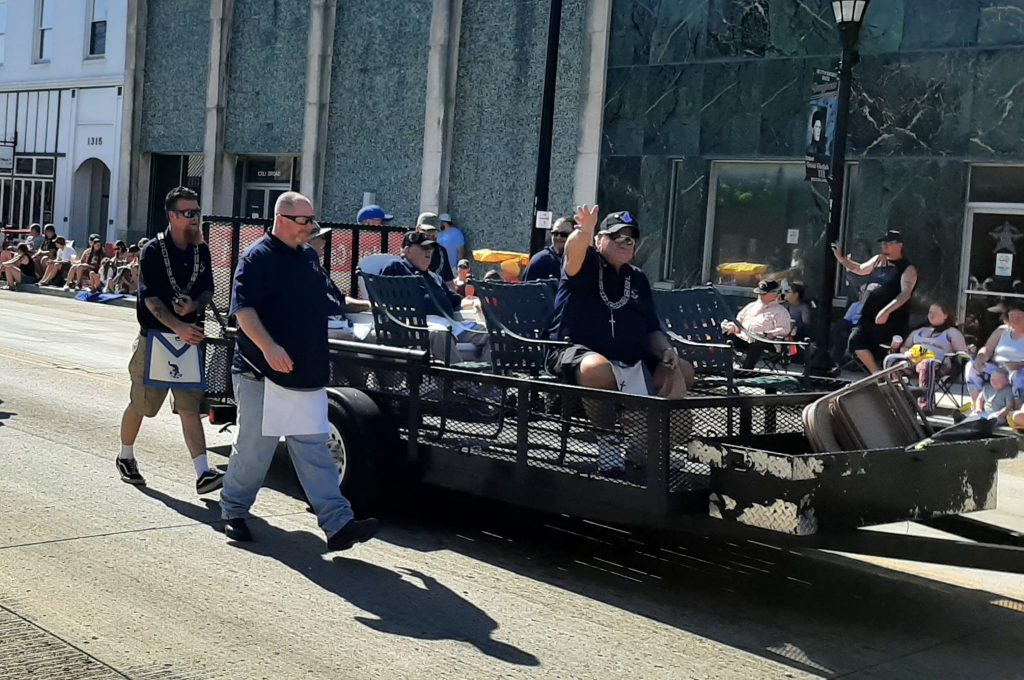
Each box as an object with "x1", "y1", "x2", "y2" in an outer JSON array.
[{"x1": 272, "y1": 191, "x2": 316, "y2": 249}]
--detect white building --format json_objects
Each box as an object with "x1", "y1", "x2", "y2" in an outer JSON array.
[{"x1": 0, "y1": 0, "x2": 126, "y2": 245}]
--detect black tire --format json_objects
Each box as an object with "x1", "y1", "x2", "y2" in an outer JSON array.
[{"x1": 327, "y1": 388, "x2": 402, "y2": 513}]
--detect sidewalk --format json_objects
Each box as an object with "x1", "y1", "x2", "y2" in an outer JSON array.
[{"x1": 2, "y1": 281, "x2": 137, "y2": 309}]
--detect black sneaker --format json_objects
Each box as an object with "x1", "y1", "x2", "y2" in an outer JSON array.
[
  {"x1": 224, "y1": 517, "x2": 252, "y2": 542},
  {"x1": 196, "y1": 469, "x2": 225, "y2": 495},
  {"x1": 116, "y1": 457, "x2": 146, "y2": 486},
  {"x1": 326, "y1": 518, "x2": 380, "y2": 552}
]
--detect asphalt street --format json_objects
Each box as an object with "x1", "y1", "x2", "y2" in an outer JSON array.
[{"x1": 0, "y1": 290, "x2": 1022, "y2": 679}]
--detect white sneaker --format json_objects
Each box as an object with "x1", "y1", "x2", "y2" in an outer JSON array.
[{"x1": 597, "y1": 435, "x2": 626, "y2": 473}]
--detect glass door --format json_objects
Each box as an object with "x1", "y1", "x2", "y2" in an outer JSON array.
[
  {"x1": 243, "y1": 187, "x2": 287, "y2": 220},
  {"x1": 960, "y1": 207, "x2": 1024, "y2": 343}
]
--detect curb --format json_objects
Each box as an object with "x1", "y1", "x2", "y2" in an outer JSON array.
[{"x1": 6, "y1": 283, "x2": 138, "y2": 310}]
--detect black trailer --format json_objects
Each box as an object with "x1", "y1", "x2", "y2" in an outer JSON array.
[{"x1": 200, "y1": 217, "x2": 1024, "y2": 574}]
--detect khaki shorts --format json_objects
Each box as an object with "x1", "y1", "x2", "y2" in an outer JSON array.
[{"x1": 128, "y1": 335, "x2": 205, "y2": 417}]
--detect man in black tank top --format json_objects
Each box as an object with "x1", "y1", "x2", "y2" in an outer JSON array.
[{"x1": 832, "y1": 229, "x2": 918, "y2": 372}]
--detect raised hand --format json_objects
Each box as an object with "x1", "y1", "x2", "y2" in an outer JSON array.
[{"x1": 574, "y1": 204, "x2": 599, "y2": 232}]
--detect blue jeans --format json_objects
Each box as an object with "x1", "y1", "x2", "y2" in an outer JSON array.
[{"x1": 220, "y1": 373, "x2": 354, "y2": 537}]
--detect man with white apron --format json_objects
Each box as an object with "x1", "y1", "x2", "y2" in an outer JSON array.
[{"x1": 220, "y1": 191, "x2": 379, "y2": 550}]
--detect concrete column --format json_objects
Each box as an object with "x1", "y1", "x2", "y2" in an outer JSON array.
[
  {"x1": 573, "y1": 0, "x2": 612, "y2": 206},
  {"x1": 300, "y1": 0, "x2": 337, "y2": 209},
  {"x1": 201, "y1": 0, "x2": 234, "y2": 215},
  {"x1": 119, "y1": 0, "x2": 147, "y2": 242},
  {"x1": 419, "y1": 0, "x2": 462, "y2": 214}
]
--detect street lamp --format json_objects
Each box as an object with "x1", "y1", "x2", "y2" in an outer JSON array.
[{"x1": 810, "y1": 0, "x2": 870, "y2": 374}]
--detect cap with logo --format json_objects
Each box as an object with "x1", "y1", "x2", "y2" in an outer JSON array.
[
  {"x1": 356, "y1": 204, "x2": 394, "y2": 223},
  {"x1": 416, "y1": 212, "x2": 440, "y2": 230},
  {"x1": 597, "y1": 211, "x2": 640, "y2": 237},
  {"x1": 403, "y1": 231, "x2": 437, "y2": 248},
  {"x1": 877, "y1": 229, "x2": 903, "y2": 243},
  {"x1": 753, "y1": 279, "x2": 782, "y2": 295}
]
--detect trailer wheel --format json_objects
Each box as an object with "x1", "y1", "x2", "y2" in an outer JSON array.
[{"x1": 327, "y1": 388, "x2": 400, "y2": 512}]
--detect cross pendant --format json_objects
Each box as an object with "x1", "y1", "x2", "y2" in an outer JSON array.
[{"x1": 609, "y1": 312, "x2": 616, "y2": 338}]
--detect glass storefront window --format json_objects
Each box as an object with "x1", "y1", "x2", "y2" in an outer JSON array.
[
  {"x1": 969, "y1": 166, "x2": 1024, "y2": 204},
  {"x1": 706, "y1": 162, "x2": 829, "y2": 293}
]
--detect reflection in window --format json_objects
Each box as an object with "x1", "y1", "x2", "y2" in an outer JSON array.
[
  {"x1": 707, "y1": 162, "x2": 829, "y2": 294},
  {"x1": 969, "y1": 166, "x2": 1024, "y2": 204},
  {"x1": 88, "y1": 0, "x2": 107, "y2": 56}
]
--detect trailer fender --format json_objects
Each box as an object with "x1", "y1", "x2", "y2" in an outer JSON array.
[{"x1": 326, "y1": 387, "x2": 402, "y2": 512}]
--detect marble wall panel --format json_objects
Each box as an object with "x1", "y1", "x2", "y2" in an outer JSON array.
[
  {"x1": 608, "y1": 0, "x2": 661, "y2": 66},
  {"x1": 140, "y1": 0, "x2": 209, "y2": 153},
  {"x1": 699, "y1": 60, "x2": 763, "y2": 155},
  {"x1": 603, "y1": 67, "x2": 647, "y2": 156},
  {"x1": 642, "y1": 64, "x2": 704, "y2": 156},
  {"x1": 320, "y1": 0, "x2": 432, "y2": 223},
  {"x1": 550, "y1": 0, "x2": 588, "y2": 219},
  {"x1": 901, "y1": 0, "x2": 979, "y2": 49},
  {"x1": 848, "y1": 52, "x2": 973, "y2": 157},
  {"x1": 978, "y1": 0, "x2": 1024, "y2": 46},
  {"x1": 707, "y1": 0, "x2": 771, "y2": 58},
  {"x1": 650, "y1": 0, "x2": 708, "y2": 64},
  {"x1": 968, "y1": 50, "x2": 1024, "y2": 157},
  {"x1": 666, "y1": 158, "x2": 710, "y2": 285},
  {"x1": 758, "y1": 58, "x2": 812, "y2": 157},
  {"x1": 223, "y1": 0, "x2": 307, "y2": 155},
  {"x1": 858, "y1": 0, "x2": 905, "y2": 55}
]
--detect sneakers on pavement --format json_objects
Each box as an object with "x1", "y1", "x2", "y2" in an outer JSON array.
[
  {"x1": 224, "y1": 517, "x2": 252, "y2": 542},
  {"x1": 116, "y1": 457, "x2": 146, "y2": 486},
  {"x1": 196, "y1": 469, "x2": 225, "y2": 494},
  {"x1": 326, "y1": 518, "x2": 380, "y2": 552}
]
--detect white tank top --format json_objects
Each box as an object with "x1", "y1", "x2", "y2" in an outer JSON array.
[{"x1": 994, "y1": 327, "x2": 1024, "y2": 363}]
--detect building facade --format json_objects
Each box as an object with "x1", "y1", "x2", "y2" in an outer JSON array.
[
  {"x1": 0, "y1": 0, "x2": 127, "y2": 246},
  {"x1": 125, "y1": 0, "x2": 1024, "y2": 337}
]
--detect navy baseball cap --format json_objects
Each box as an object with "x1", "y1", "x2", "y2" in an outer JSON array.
[
  {"x1": 357, "y1": 204, "x2": 393, "y2": 223},
  {"x1": 597, "y1": 211, "x2": 639, "y2": 236},
  {"x1": 877, "y1": 229, "x2": 903, "y2": 243}
]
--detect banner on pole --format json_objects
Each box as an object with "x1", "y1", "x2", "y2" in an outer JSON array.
[{"x1": 805, "y1": 69, "x2": 839, "y2": 183}]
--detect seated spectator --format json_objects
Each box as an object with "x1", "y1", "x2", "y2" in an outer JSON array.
[
  {"x1": 99, "y1": 240, "x2": 128, "y2": 291},
  {"x1": 455, "y1": 259, "x2": 474, "y2": 298},
  {"x1": 1, "y1": 244, "x2": 39, "y2": 291},
  {"x1": 547, "y1": 206, "x2": 694, "y2": 473},
  {"x1": 65, "y1": 235, "x2": 104, "y2": 291},
  {"x1": 310, "y1": 225, "x2": 370, "y2": 313},
  {"x1": 108, "y1": 244, "x2": 141, "y2": 294},
  {"x1": 38, "y1": 237, "x2": 77, "y2": 286},
  {"x1": 415, "y1": 212, "x2": 456, "y2": 290},
  {"x1": 966, "y1": 298, "x2": 1024, "y2": 407},
  {"x1": 882, "y1": 303, "x2": 968, "y2": 413},
  {"x1": 482, "y1": 269, "x2": 501, "y2": 282},
  {"x1": 971, "y1": 367, "x2": 1012, "y2": 423},
  {"x1": 6, "y1": 223, "x2": 43, "y2": 255},
  {"x1": 32, "y1": 224, "x2": 58, "y2": 275},
  {"x1": 380, "y1": 231, "x2": 488, "y2": 362},
  {"x1": 523, "y1": 217, "x2": 573, "y2": 281},
  {"x1": 356, "y1": 204, "x2": 394, "y2": 226},
  {"x1": 782, "y1": 281, "x2": 813, "y2": 339},
  {"x1": 722, "y1": 279, "x2": 792, "y2": 369}
]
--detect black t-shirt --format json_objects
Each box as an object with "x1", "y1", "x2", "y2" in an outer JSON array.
[
  {"x1": 548, "y1": 248, "x2": 661, "y2": 364},
  {"x1": 522, "y1": 246, "x2": 562, "y2": 281},
  {"x1": 861, "y1": 256, "x2": 914, "y2": 332},
  {"x1": 137, "y1": 230, "x2": 214, "y2": 334},
  {"x1": 231, "y1": 234, "x2": 345, "y2": 389}
]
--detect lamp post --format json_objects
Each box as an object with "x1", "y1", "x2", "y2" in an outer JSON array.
[
  {"x1": 529, "y1": 0, "x2": 564, "y2": 256},
  {"x1": 810, "y1": 0, "x2": 870, "y2": 374}
]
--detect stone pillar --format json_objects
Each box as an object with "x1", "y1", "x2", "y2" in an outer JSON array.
[
  {"x1": 419, "y1": 0, "x2": 462, "y2": 214},
  {"x1": 202, "y1": 0, "x2": 234, "y2": 215},
  {"x1": 573, "y1": 0, "x2": 612, "y2": 206},
  {"x1": 120, "y1": 0, "x2": 148, "y2": 241},
  {"x1": 300, "y1": 0, "x2": 337, "y2": 209}
]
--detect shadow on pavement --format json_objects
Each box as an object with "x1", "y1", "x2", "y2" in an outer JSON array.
[
  {"x1": 232, "y1": 518, "x2": 539, "y2": 667},
  {"x1": 0, "y1": 398, "x2": 14, "y2": 427}
]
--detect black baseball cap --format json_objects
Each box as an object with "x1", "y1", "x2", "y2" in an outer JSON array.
[
  {"x1": 754, "y1": 279, "x2": 782, "y2": 295},
  {"x1": 402, "y1": 231, "x2": 437, "y2": 248},
  {"x1": 877, "y1": 229, "x2": 903, "y2": 243},
  {"x1": 597, "y1": 211, "x2": 640, "y2": 236}
]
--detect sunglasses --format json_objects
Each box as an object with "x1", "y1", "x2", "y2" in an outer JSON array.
[
  {"x1": 280, "y1": 214, "x2": 316, "y2": 226},
  {"x1": 173, "y1": 209, "x2": 201, "y2": 219},
  {"x1": 552, "y1": 231, "x2": 573, "y2": 239},
  {"x1": 609, "y1": 234, "x2": 637, "y2": 247}
]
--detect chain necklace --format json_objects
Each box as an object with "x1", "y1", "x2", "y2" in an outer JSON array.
[
  {"x1": 598, "y1": 261, "x2": 631, "y2": 338},
  {"x1": 157, "y1": 231, "x2": 200, "y2": 305}
]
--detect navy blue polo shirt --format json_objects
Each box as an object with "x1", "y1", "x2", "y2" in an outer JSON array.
[
  {"x1": 230, "y1": 234, "x2": 345, "y2": 389},
  {"x1": 380, "y1": 257, "x2": 461, "y2": 316},
  {"x1": 137, "y1": 230, "x2": 214, "y2": 334},
  {"x1": 522, "y1": 246, "x2": 562, "y2": 281},
  {"x1": 548, "y1": 248, "x2": 660, "y2": 364}
]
